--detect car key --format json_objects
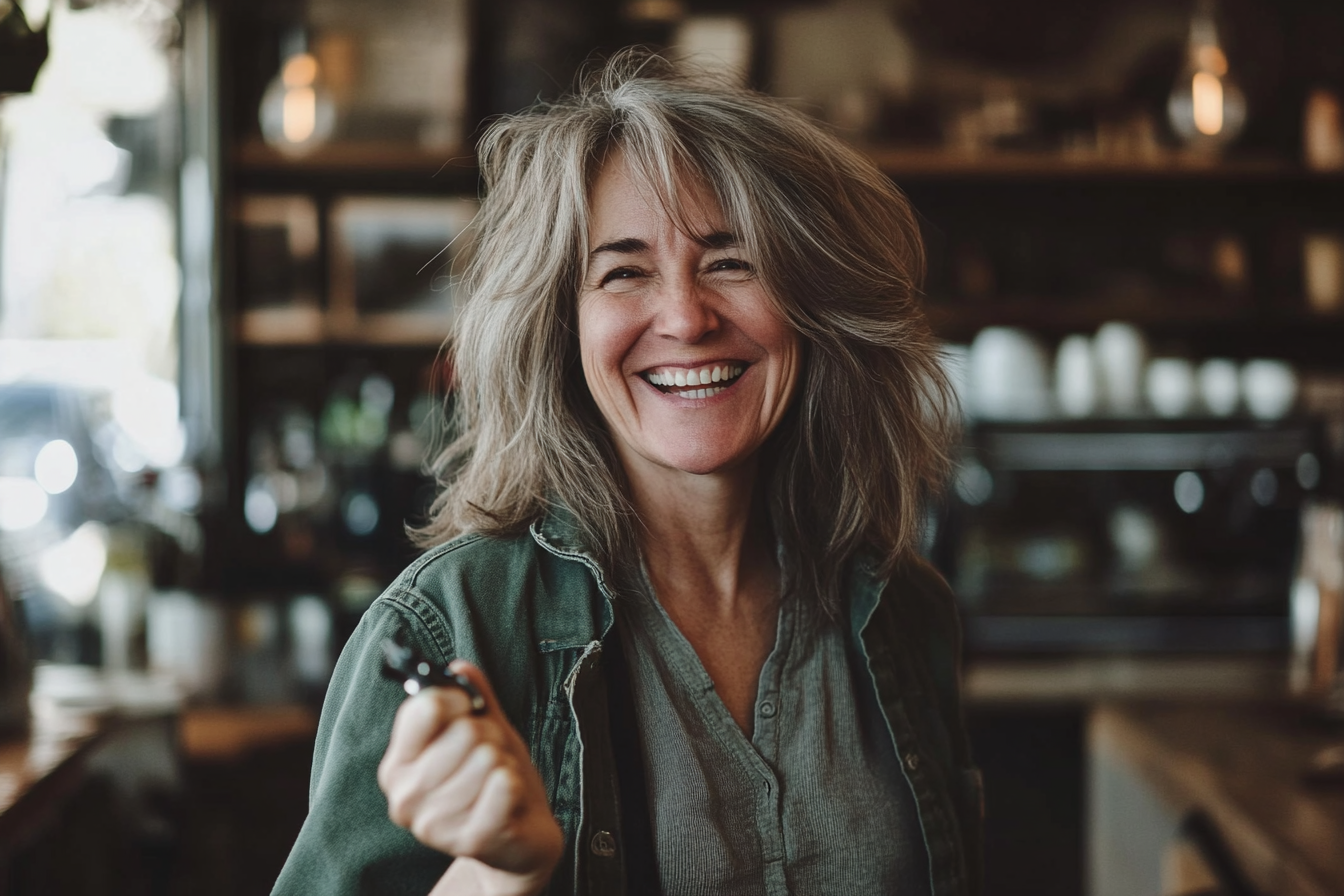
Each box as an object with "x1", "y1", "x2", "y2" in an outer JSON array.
[{"x1": 380, "y1": 638, "x2": 487, "y2": 714}]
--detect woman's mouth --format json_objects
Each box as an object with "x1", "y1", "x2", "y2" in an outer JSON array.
[{"x1": 640, "y1": 362, "x2": 746, "y2": 399}]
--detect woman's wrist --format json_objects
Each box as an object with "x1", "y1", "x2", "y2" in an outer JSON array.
[{"x1": 431, "y1": 854, "x2": 559, "y2": 896}]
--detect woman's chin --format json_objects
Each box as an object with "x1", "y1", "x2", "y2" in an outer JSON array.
[{"x1": 634, "y1": 442, "x2": 759, "y2": 479}]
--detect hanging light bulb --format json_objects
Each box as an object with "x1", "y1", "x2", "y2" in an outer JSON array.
[
  {"x1": 259, "y1": 28, "x2": 336, "y2": 157},
  {"x1": 1167, "y1": 0, "x2": 1246, "y2": 153}
]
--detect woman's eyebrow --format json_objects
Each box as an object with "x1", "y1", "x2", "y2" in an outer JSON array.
[
  {"x1": 588, "y1": 231, "x2": 739, "y2": 261},
  {"x1": 589, "y1": 237, "x2": 648, "y2": 260}
]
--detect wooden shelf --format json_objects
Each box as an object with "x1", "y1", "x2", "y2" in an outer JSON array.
[
  {"x1": 235, "y1": 140, "x2": 474, "y2": 175},
  {"x1": 235, "y1": 139, "x2": 1339, "y2": 185},
  {"x1": 865, "y1": 147, "x2": 1328, "y2": 181},
  {"x1": 924, "y1": 298, "x2": 1344, "y2": 339},
  {"x1": 232, "y1": 140, "x2": 480, "y2": 194},
  {"x1": 237, "y1": 308, "x2": 451, "y2": 347}
]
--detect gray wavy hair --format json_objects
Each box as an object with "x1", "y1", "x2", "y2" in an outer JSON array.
[{"x1": 414, "y1": 51, "x2": 956, "y2": 610}]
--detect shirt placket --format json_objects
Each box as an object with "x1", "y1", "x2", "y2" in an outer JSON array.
[{"x1": 751, "y1": 590, "x2": 794, "y2": 896}]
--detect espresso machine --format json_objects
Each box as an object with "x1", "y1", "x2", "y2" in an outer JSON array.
[{"x1": 933, "y1": 417, "x2": 1330, "y2": 656}]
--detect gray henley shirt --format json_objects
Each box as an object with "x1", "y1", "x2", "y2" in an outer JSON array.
[{"x1": 618, "y1": 570, "x2": 932, "y2": 896}]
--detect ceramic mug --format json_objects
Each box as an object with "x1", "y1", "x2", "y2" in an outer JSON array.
[
  {"x1": 1054, "y1": 334, "x2": 1097, "y2": 418},
  {"x1": 1093, "y1": 322, "x2": 1148, "y2": 415},
  {"x1": 1198, "y1": 358, "x2": 1240, "y2": 417},
  {"x1": 1146, "y1": 357, "x2": 1196, "y2": 418},
  {"x1": 1241, "y1": 359, "x2": 1299, "y2": 420},
  {"x1": 968, "y1": 327, "x2": 1050, "y2": 420}
]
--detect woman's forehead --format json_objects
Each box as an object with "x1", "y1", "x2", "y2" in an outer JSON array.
[{"x1": 586, "y1": 148, "x2": 727, "y2": 246}]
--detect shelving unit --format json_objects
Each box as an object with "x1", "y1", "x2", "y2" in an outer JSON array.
[{"x1": 214, "y1": 0, "x2": 1344, "y2": 600}]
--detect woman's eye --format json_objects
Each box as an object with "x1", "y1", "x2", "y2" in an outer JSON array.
[
  {"x1": 599, "y1": 267, "x2": 643, "y2": 286},
  {"x1": 708, "y1": 258, "x2": 754, "y2": 276}
]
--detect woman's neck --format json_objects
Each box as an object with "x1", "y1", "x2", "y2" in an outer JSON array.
[{"x1": 623, "y1": 453, "x2": 777, "y2": 617}]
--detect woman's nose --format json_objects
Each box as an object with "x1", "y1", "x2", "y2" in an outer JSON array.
[{"x1": 653, "y1": 276, "x2": 719, "y2": 342}]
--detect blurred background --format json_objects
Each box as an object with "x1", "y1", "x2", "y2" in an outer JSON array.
[{"x1": 2, "y1": 0, "x2": 1344, "y2": 893}]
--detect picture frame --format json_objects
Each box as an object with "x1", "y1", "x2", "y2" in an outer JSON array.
[
  {"x1": 234, "y1": 194, "x2": 322, "y2": 344},
  {"x1": 328, "y1": 196, "x2": 478, "y2": 344}
]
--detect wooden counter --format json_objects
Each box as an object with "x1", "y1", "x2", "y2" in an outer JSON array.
[
  {"x1": 0, "y1": 707, "x2": 111, "y2": 848},
  {"x1": 1090, "y1": 703, "x2": 1344, "y2": 896},
  {"x1": 967, "y1": 656, "x2": 1288, "y2": 704}
]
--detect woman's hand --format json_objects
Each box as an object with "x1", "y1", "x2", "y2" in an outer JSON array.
[{"x1": 378, "y1": 660, "x2": 563, "y2": 896}]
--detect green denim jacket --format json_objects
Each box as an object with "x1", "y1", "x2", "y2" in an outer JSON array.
[{"x1": 272, "y1": 506, "x2": 983, "y2": 896}]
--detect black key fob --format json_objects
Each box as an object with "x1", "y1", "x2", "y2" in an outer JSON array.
[{"x1": 380, "y1": 638, "x2": 487, "y2": 715}]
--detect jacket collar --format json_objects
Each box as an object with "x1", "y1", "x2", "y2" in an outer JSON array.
[
  {"x1": 529, "y1": 502, "x2": 618, "y2": 643},
  {"x1": 530, "y1": 500, "x2": 592, "y2": 557},
  {"x1": 531, "y1": 501, "x2": 892, "y2": 642}
]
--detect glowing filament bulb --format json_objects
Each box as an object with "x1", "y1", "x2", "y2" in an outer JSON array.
[
  {"x1": 283, "y1": 87, "x2": 318, "y2": 143},
  {"x1": 1192, "y1": 71, "x2": 1224, "y2": 136},
  {"x1": 260, "y1": 49, "x2": 335, "y2": 156}
]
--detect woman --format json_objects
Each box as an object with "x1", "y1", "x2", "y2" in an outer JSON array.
[{"x1": 274, "y1": 53, "x2": 981, "y2": 896}]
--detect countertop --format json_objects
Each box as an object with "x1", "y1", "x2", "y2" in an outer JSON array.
[
  {"x1": 966, "y1": 655, "x2": 1289, "y2": 703},
  {"x1": 1091, "y1": 702, "x2": 1344, "y2": 896},
  {"x1": 0, "y1": 706, "x2": 111, "y2": 847}
]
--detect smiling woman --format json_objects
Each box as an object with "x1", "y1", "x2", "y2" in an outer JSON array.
[{"x1": 275, "y1": 50, "x2": 981, "y2": 896}]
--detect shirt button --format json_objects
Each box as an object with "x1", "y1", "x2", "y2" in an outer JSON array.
[
  {"x1": 759, "y1": 701, "x2": 776, "y2": 718},
  {"x1": 905, "y1": 752, "x2": 920, "y2": 771},
  {"x1": 590, "y1": 830, "x2": 617, "y2": 858}
]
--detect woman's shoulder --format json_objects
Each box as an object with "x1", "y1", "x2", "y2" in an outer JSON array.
[
  {"x1": 382, "y1": 528, "x2": 547, "y2": 608},
  {"x1": 367, "y1": 523, "x2": 610, "y2": 658}
]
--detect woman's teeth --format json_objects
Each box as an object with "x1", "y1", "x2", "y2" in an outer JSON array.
[{"x1": 645, "y1": 364, "x2": 744, "y2": 397}]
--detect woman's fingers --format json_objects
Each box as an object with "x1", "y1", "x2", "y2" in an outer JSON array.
[
  {"x1": 408, "y1": 743, "x2": 511, "y2": 847},
  {"x1": 380, "y1": 688, "x2": 468, "y2": 771},
  {"x1": 384, "y1": 715, "x2": 495, "y2": 826},
  {"x1": 460, "y1": 766, "x2": 525, "y2": 852}
]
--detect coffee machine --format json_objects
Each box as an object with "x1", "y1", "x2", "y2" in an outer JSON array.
[{"x1": 932, "y1": 417, "x2": 1329, "y2": 656}]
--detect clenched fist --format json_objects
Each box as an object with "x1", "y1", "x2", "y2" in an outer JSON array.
[{"x1": 378, "y1": 660, "x2": 563, "y2": 896}]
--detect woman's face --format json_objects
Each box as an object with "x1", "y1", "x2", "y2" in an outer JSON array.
[{"x1": 578, "y1": 151, "x2": 801, "y2": 481}]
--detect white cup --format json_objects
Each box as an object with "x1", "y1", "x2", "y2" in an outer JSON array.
[
  {"x1": 1198, "y1": 358, "x2": 1240, "y2": 416},
  {"x1": 968, "y1": 327, "x2": 1050, "y2": 420},
  {"x1": 1241, "y1": 359, "x2": 1299, "y2": 420},
  {"x1": 1093, "y1": 322, "x2": 1148, "y2": 415},
  {"x1": 1145, "y1": 357, "x2": 1196, "y2": 418},
  {"x1": 1054, "y1": 334, "x2": 1097, "y2": 417}
]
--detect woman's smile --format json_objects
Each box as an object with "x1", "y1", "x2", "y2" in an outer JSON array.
[{"x1": 640, "y1": 361, "x2": 747, "y2": 398}]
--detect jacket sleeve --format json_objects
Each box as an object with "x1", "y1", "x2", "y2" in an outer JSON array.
[{"x1": 271, "y1": 594, "x2": 454, "y2": 896}]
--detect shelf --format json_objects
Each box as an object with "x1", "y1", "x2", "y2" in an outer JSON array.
[
  {"x1": 235, "y1": 140, "x2": 474, "y2": 174},
  {"x1": 236, "y1": 308, "x2": 451, "y2": 347},
  {"x1": 864, "y1": 147, "x2": 1327, "y2": 181},
  {"x1": 235, "y1": 139, "x2": 1340, "y2": 186},
  {"x1": 924, "y1": 299, "x2": 1344, "y2": 339},
  {"x1": 235, "y1": 301, "x2": 1344, "y2": 347},
  {"x1": 232, "y1": 141, "x2": 480, "y2": 193}
]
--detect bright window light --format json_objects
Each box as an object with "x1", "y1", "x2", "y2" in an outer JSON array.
[
  {"x1": 0, "y1": 477, "x2": 49, "y2": 530},
  {"x1": 34, "y1": 439, "x2": 78, "y2": 494},
  {"x1": 38, "y1": 521, "x2": 108, "y2": 607}
]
